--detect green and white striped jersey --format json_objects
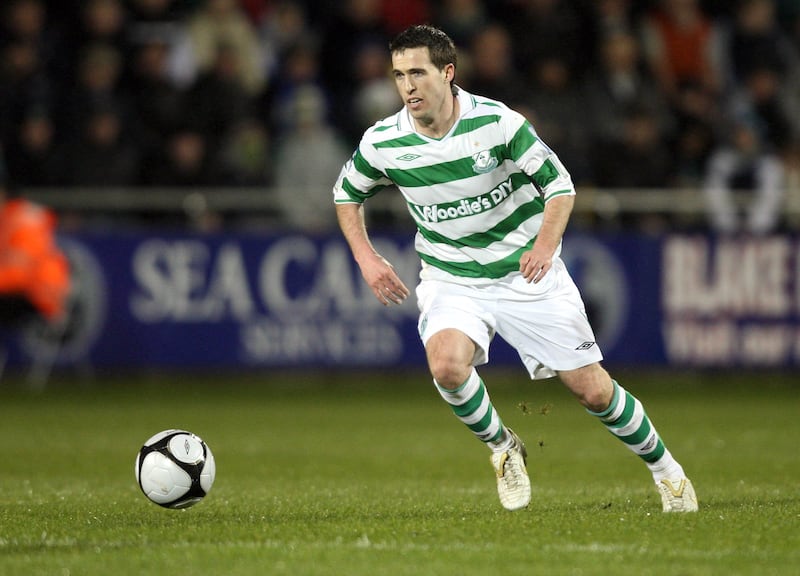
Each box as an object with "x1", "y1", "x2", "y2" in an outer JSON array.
[{"x1": 333, "y1": 87, "x2": 576, "y2": 283}]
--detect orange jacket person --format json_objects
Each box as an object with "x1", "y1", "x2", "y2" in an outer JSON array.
[{"x1": 0, "y1": 193, "x2": 70, "y2": 323}]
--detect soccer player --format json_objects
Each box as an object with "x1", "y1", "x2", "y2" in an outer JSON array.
[{"x1": 333, "y1": 25, "x2": 697, "y2": 513}]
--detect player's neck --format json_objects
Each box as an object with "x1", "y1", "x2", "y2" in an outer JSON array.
[{"x1": 415, "y1": 93, "x2": 459, "y2": 139}]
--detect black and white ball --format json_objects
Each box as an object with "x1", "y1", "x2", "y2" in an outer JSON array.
[{"x1": 135, "y1": 429, "x2": 216, "y2": 509}]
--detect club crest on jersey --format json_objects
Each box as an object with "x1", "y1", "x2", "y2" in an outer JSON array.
[{"x1": 472, "y1": 150, "x2": 498, "y2": 174}]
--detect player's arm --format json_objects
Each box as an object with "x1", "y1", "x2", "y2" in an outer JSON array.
[
  {"x1": 505, "y1": 113, "x2": 577, "y2": 283},
  {"x1": 519, "y1": 194, "x2": 574, "y2": 283},
  {"x1": 334, "y1": 140, "x2": 410, "y2": 305},
  {"x1": 336, "y1": 202, "x2": 410, "y2": 306}
]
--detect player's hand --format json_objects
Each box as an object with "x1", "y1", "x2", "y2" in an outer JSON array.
[
  {"x1": 359, "y1": 253, "x2": 410, "y2": 305},
  {"x1": 519, "y1": 245, "x2": 553, "y2": 284}
]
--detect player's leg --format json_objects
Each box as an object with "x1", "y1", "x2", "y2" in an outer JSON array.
[
  {"x1": 492, "y1": 263, "x2": 696, "y2": 512},
  {"x1": 417, "y1": 280, "x2": 530, "y2": 510},
  {"x1": 425, "y1": 329, "x2": 530, "y2": 510},
  {"x1": 558, "y1": 362, "x2": 698, "y2": 512},
  {"x1": 425, "y1": 328, "x2": 510, "y2": 449}
]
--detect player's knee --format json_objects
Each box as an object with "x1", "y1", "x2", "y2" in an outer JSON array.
[
  {"x1": 560, "y1": 363, "x2": 614, "y2": 412},
  {"x1": 579, "y1": 386, "x2": 613, "y2": 413},
  {"x1": 425, "y1": 330, "x2": 474, "y2": 389},
  {"x1": 428, "y1": 355, "x2": 470, "y2": 389},
  {"x1": 427, "y1": 347, "x2": 473, "y2": 389}
]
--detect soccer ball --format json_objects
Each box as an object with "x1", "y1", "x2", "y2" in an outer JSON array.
[{"x1": 135, "y1": 429, "x2": 216, "y2": 509}]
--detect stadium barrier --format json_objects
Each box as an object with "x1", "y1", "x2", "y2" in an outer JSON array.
[{"x1": 23, "y1": 185, "x2": 800, "y2": 229}]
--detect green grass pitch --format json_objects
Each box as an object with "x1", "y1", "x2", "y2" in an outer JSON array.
[{"x1": 0, "y1": 368, "x2": 798, "y2": 575}]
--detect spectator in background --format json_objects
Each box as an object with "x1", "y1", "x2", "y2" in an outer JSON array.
[
  {"x1": 0, "y1": 39, "x2": 53, "y2": 145},
  {"x1": 0, "y1": 0, "x2": 61, "y2": 143},
  {"x1": 381, "y1": 0, "x2": 431, "y2": 37},
  {"x1": 700, "y1": 0, "x2": 800, "y2": 234},
  {"x1": 126, "y1": 0, "x2": 196, "y2": 90},
  {"x1": 433, "y1": 0, "x2": 488, "y2": 49},
  {"x1": 722, "y1": 0, "x2": 799, "y2": 89},
  {"x1": 499, "y1": 0, "x2": 596, "y2": 84},
  {"x1": 673, "y1": 115, "x2": 716, "y2": 188},
  {"x1": 318, "y1": 0, "x2": 390, "y2": 145},
  {"x1": 593, "y1": 103, "x2": 676, "y2": 232},
  {"x1": 185, "y1": 0, "x2": 266, "y2": 96},
  {"x1": 1, "y1": 0, "x2": 65, "y2": 98},
  {"x1": 257, "y1": 0, "x2": 313, "y2": 86},
  {"x1": 464, "y1": 23, "x2": 531, "y2": 109},
  {"x1": 77, "y1": 0, "x2": 128, "y2": 49},
  {"x1": 140, "y1": 122, "x2": 224, "y2": 188},
  {"x1": 4, "y1": 108, "x2": 62, "y2": 187},
  {"x1": 266, "y1": 38, "x2": 324, "y2": 137},
  {"x1": 60, "y1": 43, "x2": 130, "y2": 138},
  {"x1": 217, "y1": 117, "x2": 271, "y2": 187},
  {"x1": 62, "y1": 101, "x2": 140, "y2": 187},
  {"x1": 182, "y1": 41, "x2": 253, "y2": 160},
  {"x1": 719, "y1": 0, "x2": 800, "y2": 145},
  {"x1": 703, "y1": 118, "x2": 785, "y2": 234},
  {"x1": 1, "y1": 0, "x2": 46, "y2": 46},
  {"x1": 590, "y1": 0, "x2": 638, "y2": 39},
  {"x1": 639, "y1": 0, "x2": 728, "y2": 194},
  {"x1": 703, "y1": 64, "x2": 793, "y2": 235},
  {"x1": 0, "y1": 1, "x2": 63, "y2": 188},
  {"x1": 641, "y1": 0, "x2": 723, "y2": 121},
  {"x1": 527, "y1": 54, "x2": 593, "y2": 184},
  {"x1": 584, "y1": 30, "x2": 673, "y2": 151},
  {"x1": 128, "y1": 38, "x2": 185, "y2": 177},
  {"x1": 0, "y1": 1, "x2": 798, "y2": 235},
  {"x1": 61, "y1": 0, "x2": 131, "y2": 89},
  {"x1": 352, "y1": 39, "x2": 402, "y2": 134},
  {"x1": 741, "y1": 65, "x2": 799, "y2": 157},
  {"x1": 137, "y1": 118, "x2": 226, "y2": 229},
  {"x1": 273, "y1": 84, "x2": 350, "y2": 232}
]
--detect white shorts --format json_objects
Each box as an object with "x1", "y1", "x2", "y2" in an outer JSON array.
[{"x1": 416, "y1": 258, "x2": 603, "y2": 380}]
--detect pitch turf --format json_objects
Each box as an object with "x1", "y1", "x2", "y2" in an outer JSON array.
[{"x1": 0, "y1": 368, "x2": 798, "y2": 575}]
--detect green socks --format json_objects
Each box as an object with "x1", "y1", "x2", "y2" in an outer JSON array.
[
  {"x1": 591, "y1": 380, "x2": 685, "y2": 481},
  {"x1": 435, "y1": 369, "x2": 512, "y2": 452}
]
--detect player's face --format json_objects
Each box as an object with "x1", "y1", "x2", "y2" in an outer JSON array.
[{"x1": 391, "y1": 47, "x2": 454, "y2": 128}]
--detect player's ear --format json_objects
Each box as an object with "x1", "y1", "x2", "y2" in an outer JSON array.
[{"x1": 443, "y1": 63, "x2": 455, "y2": 84}]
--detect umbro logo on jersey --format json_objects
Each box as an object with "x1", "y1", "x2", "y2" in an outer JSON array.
[
  {"x1": 396, "y1": 153, "x2": 422, "y2": 161},
  {"x1": 575, "y1": 341, "x2": 596, "y2": 350}
]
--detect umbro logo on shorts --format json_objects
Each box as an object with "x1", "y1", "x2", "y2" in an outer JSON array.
[{"x1": 575, "y1": 341, "x2": 596, "y2": 350}]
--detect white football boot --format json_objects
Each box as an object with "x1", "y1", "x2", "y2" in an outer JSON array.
[
  {"x1": 490, "y1": 429, "x2": 531, "y2": 511},
  {"x1": 658, "y1": 478, "x2": 699, "y2": 512}
]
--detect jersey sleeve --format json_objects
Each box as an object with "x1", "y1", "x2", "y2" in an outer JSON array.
[
  {"x1": 332, "y1": 141, "x2": 393, "y2": 205},
  {"x1": 503, "y1": 111, "x2": 576, "y2": 202}
]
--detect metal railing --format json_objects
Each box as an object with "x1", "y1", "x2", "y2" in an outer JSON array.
[{"x1": 24, "y1": 185, "x2": 800, "y2": 231}]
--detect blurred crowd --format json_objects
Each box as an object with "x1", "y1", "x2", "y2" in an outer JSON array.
[{"x1": 1, "y1": 0, "x2": 799, "y2": 233}]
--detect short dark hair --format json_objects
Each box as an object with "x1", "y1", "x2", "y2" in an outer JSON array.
[{"x1": 389, "y1": 25, "x2": 457, "y2": 73}]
